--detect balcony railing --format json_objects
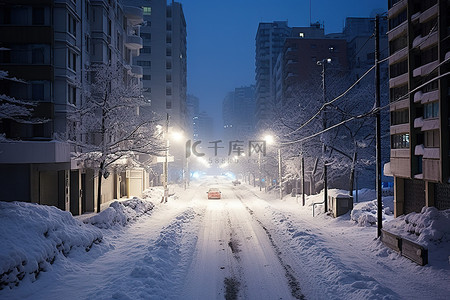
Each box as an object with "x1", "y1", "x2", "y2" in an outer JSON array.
[{"x1": 125, "y1": 35, "x2": 143, "y2": 50}]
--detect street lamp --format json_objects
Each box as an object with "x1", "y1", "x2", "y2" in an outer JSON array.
[
  {"x1": 262, "y1": 134, "x2": 283, "y2": 200},
  {"x1": 317, "y1": 58, "x2": 331, "y2": 213}
]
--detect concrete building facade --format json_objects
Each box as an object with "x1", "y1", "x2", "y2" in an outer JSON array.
[
  {"x1": 0, "y1": 0, "x2": 147, "y2": 214},
  {"x1": 255, "y1": 21, "x2": 291, "y2": 131},
  {"x1": 387, "y1": 0, "x2": 450, "y2": 215},
  {"x1": 126, "y1": 0, "x2": 187, "y2": 131}
]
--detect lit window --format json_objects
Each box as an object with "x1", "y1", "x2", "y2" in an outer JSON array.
[
  {"x1": 299, "y1": 32, "x2": 304, "y2": 37},
  {"x1": 143, "y1": 7, "x2": 151, "y2": 15}
]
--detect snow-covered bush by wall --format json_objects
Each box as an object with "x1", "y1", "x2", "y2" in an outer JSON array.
[
  {"x1": 383, "y1": 207, "x2": 450, "y2": 247},
  {"x1": 83, "y1": 197, "x2": 154, "y2": 229},
  {"x1": 0, "y1": 201, "x2": 103, "y2": 290}
]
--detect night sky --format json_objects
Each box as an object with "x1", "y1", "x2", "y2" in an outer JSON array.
[{"x1": 179, "y1": 0, "x2": 388, "y2": 133}]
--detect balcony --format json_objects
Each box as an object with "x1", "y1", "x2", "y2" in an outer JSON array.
[
  {"x1": 123, "y1": 6, "x2": 144, "y2": 26},
  {"x1": 414, "y1": 117, "x2": 424, "y2": 128},
  {"x1": 387, "y1": 21, "x2": 407, "y2": 41},
  {"x1": 413, "y1": 60, "x2": 439, "y2": 78},
  {"x1": 389, "y1": 72, "x2": 408, "y2": 88},
  {"x1": 388, "y1": 0, "x2": 407, "y2": 18},
  {"x1": 419, "y1": 4, "x2": 438, "y2": 24},
  {"x1": 389, "y1": 47, "x2": 408, "y2": 65},
  {"x1": 0, "y1": 140, "x2": 70, "y2": 164},
  {"x1": 413, "y1": 32, "x2": 438, "y2": 50},
  {"x1": 131, "y1": 65, "x2": 143, "y2": 78},
  {"x1": 125, "y1": 35, "x2": 143, "y2": 50},
  {"x1": 421, "y1": 118, "x2": 439, "y2": 131},
  {"x1": 414, "y1": 89, "x2": 438, "y2": 104}
]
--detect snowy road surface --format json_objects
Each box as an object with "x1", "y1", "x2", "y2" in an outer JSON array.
[
  {"x1": 1, "y1": 176, "x2": 449, "y2": 300},
  {"x1": 182, "y1": 186, "x2": 301, "y2": 299}
]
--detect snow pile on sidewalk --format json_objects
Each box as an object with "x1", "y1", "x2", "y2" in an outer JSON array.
[
  {"x1": 351, "y1": 196, "x2": 394, "y2": 226},
  {"x1": 383, "y1": 207, "x2": 450, "y2": 247},
  {"x1": 0, "y1": 201, "x2": 103, "y2": 290},
  {"x1": 83, "y1": 197, "x2": 154, "y2": 229}
]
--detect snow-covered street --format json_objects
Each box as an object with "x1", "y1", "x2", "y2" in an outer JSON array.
[{"x1": 1, "y1": 176, "x2": 449, "y2": 300}]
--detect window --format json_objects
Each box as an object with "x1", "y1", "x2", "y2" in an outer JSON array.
[
  {"x1": 143, "y1": 7, "x2": 151, "y2": 15},
  {"x1": 32, "y1": 7, "x2": 45, "y2": 25},
  {"x1": 390, "y1": 59, "x2": 408, "y2": 78},
  {"x1": 166, "y1": 48, "x2": 172, "y2": 56},
  {"x1": 389, "y1": 9, "x2": 406, "y2": 29},
  {"x1": 32, "y1": 84, "x2": 44, "y2": 101},
  {"x1": 166, "y1": 21, "x2": 172, "y2": 31},
  {"x1": 166, "y1": 100, "x2": 172, "y2": 109},
  {"x1": 424, "y1": 130, "x2": 439, "y2": 148},
  {"x1": 107, "y1": 19, "x2": 112, "y2": 36},
  {"x1": 141, "y1": 46, "x2": 151, "y2": 53},
  {"x1": 143, "y1": 75, "x2": 151, "y2": 80},
  {"x1": 166, "y1": 8, "x2": 172, "y2": 18},
  {"x1": 141, "y1": 33, "x2": 151, "y2": 40},
  {"x1": 32, "y1": 47, "x2": 44, "y2": 64},
  {"x1": 391, "y1": 109, "x2": 409, "y2": 125},
  {"x1": 389, "y1": 35, "x2": 407, "y2": 53},
  {"x1": 137, "y1": 60, "x2": 151, "y2": 67},
  {"x1": 299, "y1": 32, "x2": 304, "y2": 37},
  {"x1": 68, "y1": 14, "x2": 77, "y2": 36},
  {"x1": 424, "y1": 101, "x2": 439, "y2": 119},
  {"x1": 68, "y1": 51, "x2": 77, "y2": 71},
  {"x1": 390, "y1": 84, "x2": 408, "y2": 102},
  {"x1": 68, "y1": 85, "x2": 76, "y2": 105},
  {"x1": 166, "y1": 87, "x2": 172, "y2": 96},
  {"x1": 391, "y1": 133, "x2": 409, "y2": 149},
  {"x1": 422, "y1": 76, "x2": 438, "y2": 93},
  {"x1": 166, "y1": 73, "x2": 171, "y2": 82},
  {"x1": 166, "y1": 34, "x2": 172, "y2": 44},
  {"x1": 420, "y1": 46, "x2": 438, "y2": 66},
  {"x1": 166, "y1": 61, "x2": 172, "y2": 69}
]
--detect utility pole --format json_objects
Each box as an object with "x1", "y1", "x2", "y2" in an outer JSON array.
[
  {"x1": 375, "y1": 15, "x2": 382, "y2": 238},
  {"x1": 162, "y1": 113, "x2": 169, "y2": 203},
  {"x1": 302, "y1": 155, "x2": 305, "y2": 206},
  {"x1": 278, "y1": 148, "x2": 282, "y2": 200},
  {"x1": 318, "y1": 58, "x2": 330, "y2": 213},
  {"x1": 259, "y1": 152, "x2": 262, "y2": 191}
]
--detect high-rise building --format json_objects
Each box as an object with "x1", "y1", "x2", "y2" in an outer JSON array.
[
  {"x1": 186, "y1": 94, "x2": 200, "y2": 138},
  {"x1": 222, "y1": 85, "x2": 256, "y2": 141},
  {"x1": 255, "y1": 21, "x2": 291, "y2": 131},
  {"x1": 0, "y1": 0, "x2": 144, "y2": 213},
  {"x1": 126, "y1": 0, "x2": 187, "y2": 130},
  {"x1": 387, "y1": 0, "x2": 450, "y2": 215}
]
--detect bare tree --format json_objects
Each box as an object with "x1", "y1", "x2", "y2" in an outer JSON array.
[{"x1": 69, "y1": 63, "x2": 164, "y2": 212}]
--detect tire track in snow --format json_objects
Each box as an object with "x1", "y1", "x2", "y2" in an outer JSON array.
[
  {"x1": 236, "y1": 194, "x2": 305, "y2": 300},
  {"x1": 239, "y1": 186, "x2": 398, "y2": 299}
]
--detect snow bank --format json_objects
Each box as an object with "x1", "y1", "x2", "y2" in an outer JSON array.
[
  {"x1": 351, "y1": 197, "x2": 394, "y2": 226},
  {"x1": 0, "y1": 201, "x2": 103, "y2": 290},
  {"x1": 83, "y1": 197, "x2": 154, "y2": 229},
  {"x1": 383, "y1": 207, "x2": 450, "y2": 248}
]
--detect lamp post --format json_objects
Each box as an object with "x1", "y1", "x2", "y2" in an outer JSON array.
[
  {"x1": 162, "y1": 113, "x2": 169, "y2": 203},
  {"x1": 317, "y1": 58, "x2": 331, "y2": 213}
]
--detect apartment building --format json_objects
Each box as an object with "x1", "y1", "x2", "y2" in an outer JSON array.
[
  {"x1": 222, "y1": 85, "x2": 256, "y2": 141},
  {"x1": 0, "y1": 0, "x2": 145, "y2": 214},
  {"x1": 255, "y1": 21, "x2": 291, "y2": 131},
  {"x1": 126, "y1": 0, "x2": 187, "y2": 131},
  {"x1": 387, "y1": 0, "x2": 450, "y2": 215}
]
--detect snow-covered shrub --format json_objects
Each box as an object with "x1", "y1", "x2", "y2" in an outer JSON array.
[
  {"x1": 0, "y1": 201, "x2": 103, "y2": 290},
  {"x1": 83, "y1": 197, "x2": 154, "y2": 229}
]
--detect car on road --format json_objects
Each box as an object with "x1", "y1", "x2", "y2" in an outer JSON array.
[
  {"x1": 232, "y1": 180, "x2": 241, "y2": 186},
  {"x1": 207, "y1": 188, "x2": 221, "y2": 199}
]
